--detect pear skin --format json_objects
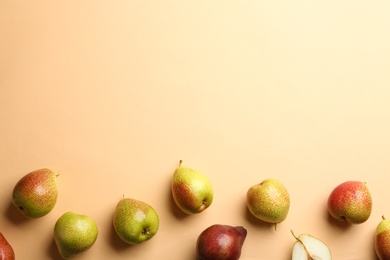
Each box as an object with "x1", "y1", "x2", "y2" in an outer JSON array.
[
  {"x1": 196, "y1": 224, "x2": 247, "y2": 260},
  {"x1": 0, "y1": 233, "x2": 15, "y2": 260},
  {"x1": 246, "y1": 178, "x2": 290, "y2": 224},
  {"x1": 327, "y1": 181, "x2": 372, "y2": 224},
  {"x1": 375, "y1": 216, "x2": 390, "y2": 260},
  {"x1": 12, "y1": 168, "x2": 58, "y2": 218},
  {"x1": 171, "y1": 160, "x2": 213, "y2": 214},
  {"x1": 113, "y1": 197, "x2": 159, "y2": 244},
  {"x1": 54, "y1": 211, "x2": 98, "y2": 259}
]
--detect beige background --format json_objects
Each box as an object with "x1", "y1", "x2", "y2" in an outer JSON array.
[{"x1": 1, "y1": 1, "x2": 390, "y2": 259}]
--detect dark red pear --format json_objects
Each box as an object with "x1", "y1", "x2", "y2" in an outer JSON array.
[
  {"x1": 0, "y1": 233, "x2": 15, "y2": 260},
  {"x1": 196, "y1": 224, "x2": 247, "y2": 260}
]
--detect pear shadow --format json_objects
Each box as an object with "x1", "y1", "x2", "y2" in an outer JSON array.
[
  {"x1": 108, "y1": 215, "x2": 136, "y2": 252},
  {"x1": 4, "y1": 200, "x2": 31, "y2": 225},
  {"x1": 243, "y1": 202, "x2": 276, "y2": 231},
  {"x1": 324, "y1": 208, "x2": 352, "y2": 231},
  {"x1": 46, "y1": 238, "x2": 63, "y2": 260}
]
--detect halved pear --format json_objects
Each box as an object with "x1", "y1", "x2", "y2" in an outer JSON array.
[{"x1": 291, "y1": 230, "x2": 332, "y2": 260}]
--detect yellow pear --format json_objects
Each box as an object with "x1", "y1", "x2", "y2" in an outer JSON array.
[{"x1": 246, "y1": 178, "x2": 290, "y2": 225}]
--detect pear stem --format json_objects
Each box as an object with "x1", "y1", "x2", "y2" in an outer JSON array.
[
  {"x1": 291, "y1": 230, "x2": 313, "y2": 260},
  {"x1": 383, "y1": 215, "x2": 386, "y2": 220},
  {"x1": 290, "y1": 230, "x2": 299, "y2": 240},
  {"x1": 179, "y1": 160, "x2": 183, "y2": 166}
]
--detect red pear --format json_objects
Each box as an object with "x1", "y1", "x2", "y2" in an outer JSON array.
[
  {"x1": 196, "y1": 224, "x2": 247, "y2": 260},
  {"x1": 327, "y1": 181, "x2": 372, "y2": 224},
  {"x1": 0, "y1": 233, "x2": 15, "y2": 260}
]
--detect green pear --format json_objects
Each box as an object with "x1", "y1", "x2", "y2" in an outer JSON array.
[
  {"x1": 171, "y1": 160, "x2": 213, "y2": 214},
  {"x1": 0, "y1": 232, "x2": 15, "y2": 260},
  {"x1": 375, "y1": 215, "x2": 390, "y2": 260},
  {"x1": 113, "y1": 197, "x2": 159, "y2": 244},
  {"x1": 327, "y1": 181, "x2": 372, "y2": 224},
  {"x1": 12, "y1": 168, "x2": 58, "y2": 218},
  {"x1": 54, "y1": 211, "x2": 98, "y2": 259},
  {"x1": 246, "y1": 178, "x2": 290, "y2": 225}
]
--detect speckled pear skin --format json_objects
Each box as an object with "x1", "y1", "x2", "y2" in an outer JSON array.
[
  {"x1": 375, "y1": 216, "x2": 390, "y2": 260},
  {"x1": 327, "y1": 181, "x2": 372, "y2": 224},
  {"x1": 171, "y1": 161, "x2": 214, "y2": 214},
  {"x1": 0, "y1": 232, "x2": 15, "y2": 260},
  {"x1": 246, "y1": 178, "x2": 290, "y2": 224},
  {"x1": 54, "y1": 212, "x2": 98, "y2": 259},
  {"x1": 12, "y1": 168, "x2": 58, "y2": 218},
  {"x1": 196, "y1": 224, "x2": 247, "y2": 260},
  {"x1": 113, "y1": 198, "x2": 159, "y2": 244}
]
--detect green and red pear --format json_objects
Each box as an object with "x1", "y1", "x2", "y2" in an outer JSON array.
[
  {"x1": 171, "y1": 160, "x2": 213, "y2": 214},
  {"x1": 375, "y1": 215, "x2": 390, "y2": 260},
  {"x1": 327, "y1": 181, "x2": 372, "y2": 224},
  {"x1": 12, "y1": 168, "x2": 59, "y2": 218}
]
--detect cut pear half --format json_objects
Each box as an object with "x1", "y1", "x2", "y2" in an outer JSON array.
[{"x1": 291, "y1": 230, "x2": 332, "y2": 260}]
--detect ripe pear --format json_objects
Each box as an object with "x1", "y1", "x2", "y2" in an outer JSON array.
[
  {"x1": 54, "y1": 211, "x2": 98, "y2": 259},
  {"x1": 196, "y1": 224, "x2": 247, "y2": 260},
  {"x1": 291, "y1": 230, "x2": 332, "y2": 260},
  {"x1": 327, "y1": 181, "x2": 372, "y2": 224},
  {"x1": 375, "y1": 215, "x2": 390, "y2": 260},
  {"x1": 246, "y1": 178, "x2": 290, "y2": 225},
  {"x1": 113, "y1": 197, "x2": 159, "y2": 244},
  {"x1": 0, "y1": 233, "x2": 15, "y2": 260},
  {"x1": 12, "y1": 168, "x2": 58, "y2": 218},
  {"x1": 171, "y1": 160, "x2": 213, "y2": 214}
]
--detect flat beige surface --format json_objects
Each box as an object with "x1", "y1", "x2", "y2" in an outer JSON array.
[{"x1": 1, "y1": 1, "x2": 390, "y2": 259}]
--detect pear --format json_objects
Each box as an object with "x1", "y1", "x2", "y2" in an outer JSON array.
[
  {"x1": 375, "y1": 215, "x2": 390, "y2": 260},
  {"x1": 327, "y1": 181, "x2": 372, "y2": 224},
  {"x1": 246, "y1": 178, "x2": 290, "y2": 225},
  {"x1": 12, "y1": 168, "x2": 58, "y2": 218},
  {"x1": 54, "y1": 211, "x2": 98, "y2": 259},
  {"x1": 171, "y1": 160, "x2": 213, "y2": 214},
  {"x1": 291, "y1": 230, "x2": 332, "y2": 260},
  {"x1": 0, "y1": 233, "x2": 15, "y2": 260},
  {"x1": 113, "y1": 197, "x2": 159, "y2": 244},
  {"x1": 196, "y1": 224, "x2": 247, "y2": 260}
]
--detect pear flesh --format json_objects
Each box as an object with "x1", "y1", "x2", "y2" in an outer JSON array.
[
  {"x1": 12, "y1": 168, "x2": 58, "y2": 218},
  {"x1": 291, "y1": 231, "x2": 332, "y2": 260},
  {"x1": 171, "y1": 160, "x2": 213, "y2": 214}
]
